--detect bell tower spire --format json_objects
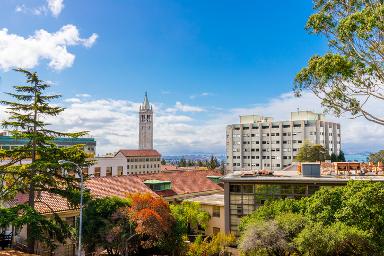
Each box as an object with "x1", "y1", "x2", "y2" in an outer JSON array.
[{"x1": 139, "y1": 92, "x2": 153, "y2": 149}]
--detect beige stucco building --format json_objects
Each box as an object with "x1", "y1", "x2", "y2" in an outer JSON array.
[
  {"x1": 226, "y1": 111, "x2": 341, "y2": 172},
  {"x1": 187, "y1": 194, "x2": 225, "y2": 235}
]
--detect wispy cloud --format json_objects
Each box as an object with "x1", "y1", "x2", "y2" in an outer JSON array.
[
  {"x1": 15, "y1": 0, "x2": 64, "y2": 17},
  {"x1": 166, "y1": 101, "x2": 205, "y2": 113},
  {"x1": 190, "y1": 92, "x2": 212, "y2": 99}
]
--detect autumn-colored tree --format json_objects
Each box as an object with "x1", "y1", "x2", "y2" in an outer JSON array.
[{"x1": 126, "y1": 193, "x2": 174, "y2": 250}]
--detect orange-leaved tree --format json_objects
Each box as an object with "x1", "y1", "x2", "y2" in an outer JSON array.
[{"x1": 126, "y1": 193, "x2": 175, "y2": 249}]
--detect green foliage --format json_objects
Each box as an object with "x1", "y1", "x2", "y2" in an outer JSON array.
[
  {"x1": 369, "y1": 150, "x2": 384, "y2": 164},
  {"x1": 294, "y1": 222, "x2": 376, "y2": 256},
  {"x1": 160, "y1": 158, "x2": 166, "y2": 165},
  {"x1": 82, "y1": 197, "x2": 131, "y2": 254},
  {"x1": 186, "y1": 233, "x2": 236, "y2": 256},
  {"x1": 239, "y1": 181, "x2": 384, "y2": 255},
  {"x1": 170, "y1": 201, "x2": 211, "y2": 235},
  {"x1": 295, "y1": 141, "x2": 329, "y2": 162},
  {"x1": 207, "y1": 155, "x2": 220, "y2": 170},
  {"x1": 337, "y1": 150, "x2": 346, "y2": 162},
  {"x1": 294, "y1": 1, "x2": 384, "y2": 125},
  {"x1": 0, "y1": 69, "x2": 91, "y2": 252}
]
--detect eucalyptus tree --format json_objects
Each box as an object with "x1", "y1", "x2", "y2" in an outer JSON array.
[{"x1": 295, "y1": 1, "x2": 384, "y2": 125}]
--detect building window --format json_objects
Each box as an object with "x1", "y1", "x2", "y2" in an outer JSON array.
[
  {"x1": 106, "y1": 167, "x2": 112, "y2": 176},
  {"x1": 118, "y1": 166, "x2": 123, "y2": 176},
  {"x1": 82, "y1": 168, "x2": 88, "y2": 176},
  {"x1": 94, "y1": 167, "x2": 101, "y2": 177},
  {"x1": 213, "y1": 206, "x2": 220, "y2": 218}
]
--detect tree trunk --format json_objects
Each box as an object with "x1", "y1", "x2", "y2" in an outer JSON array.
[{"x1": 27, "y1": 81, "x2": 38, "y2": 254}]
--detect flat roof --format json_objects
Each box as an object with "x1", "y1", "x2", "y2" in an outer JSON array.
[
  {"x1": 186, "y1": 194, "x2": 224, "y2": 206},
  {"x1": 222, "y1": 170, "x2": 384, "y2": 184}
]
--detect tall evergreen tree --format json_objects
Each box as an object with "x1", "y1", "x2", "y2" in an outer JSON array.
[{"x1": 0, "y1": 69, "x2": 90, "y2": 253}]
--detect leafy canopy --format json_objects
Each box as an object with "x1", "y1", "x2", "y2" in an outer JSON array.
[
  {"x1": 0, "y1": 69, "x2": 90, "y2": 252},
  {"x1": 294, "y1": 1, "x2": 384, "y2": 125}
]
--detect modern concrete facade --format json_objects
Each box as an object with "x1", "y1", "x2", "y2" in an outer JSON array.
[
  {"x1": 222, "y1": 169, "x2": 384, "y2": 235},
  {"x1": 139, "y1": 92, "x2": 153, "y2": 150},
  {"x1": 226, "y1": 111, "x2": 341, "y2": 172}
]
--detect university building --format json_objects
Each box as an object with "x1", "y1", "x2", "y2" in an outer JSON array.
[
  {"x1": 88, "y1": 92, "x2": 161, "y2": 176},
  {"x1": 0, "y1": 131, "x2": 96, "y2": 155},
  {"x1": 222, "y1": 163, "x2": 384, "y2": 235},
  {"x1": 226, "y1": 111, "x2": 341, "y2": 172}
]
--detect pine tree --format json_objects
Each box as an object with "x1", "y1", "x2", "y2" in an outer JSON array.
[
  {"x1": 0, "y1": 69, "x2": 90, "y2": 253},
  {"x1": 337, "y1": 150, "x2": 346, "y2": 162}
]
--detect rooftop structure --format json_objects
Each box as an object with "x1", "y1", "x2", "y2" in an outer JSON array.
[
  {"x1": 0, "y1": 132, "x2": 96, "y2": 155},
  {"x1": 226, "y1": 111, "x2": 341, "y2": 172},
  {"x1": 222, "y1": 163, "x2": 384, "y2": 235}
]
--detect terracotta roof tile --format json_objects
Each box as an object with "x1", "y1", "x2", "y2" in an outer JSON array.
[
  {"x1": 117, "y1": 149, "x2": 161, "y2": 157},
  {"x1": 7, "y1": 192, "x2": 73, "y2": 214},
  {"x1": 86, "y1": 175, "x2": 158, "y2": 198},
  {"x1": 138, "y1": 170, "x2": 223, "y2": 197}
]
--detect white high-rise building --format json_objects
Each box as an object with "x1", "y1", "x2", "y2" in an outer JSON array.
[
  {"x1": 139, "y1": 92, "x2": 153, "y2": 150},
  {"x1": 226, "y1": 111, "x2": 341, "y2": 172}
]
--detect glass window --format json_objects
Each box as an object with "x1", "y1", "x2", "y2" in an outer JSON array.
[
  {"x1": 213, "y1": 206, "x2": 220, "y2": 218},
  {"x1": 117, "y1": 166, "x2": 123, "y2": 176},
  {"x1": 106, "y1": 167, "x2": 112, "y2": 176},
  {"x1": 94, "y1": 167, "x2": 101, "y2": 177}
]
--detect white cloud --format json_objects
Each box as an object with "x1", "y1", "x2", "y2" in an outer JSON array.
[
  {"x1": 47, "y1": 0, "x2": 64, "y2": 17},
  {"x1": 15, "y1": 0, "x2": 64, "y2": 17},
  {"x1": 190, "y1": 92, "x2": 212, "y2": 99},
  {"x1": 0, "y1": 25, "x2": 98, "y2": 71},
  {"x1": 166, "y1": 102, "x2": 205, "y2": 113},
  {"x1": 23, "y1": 91, "x2": 383, "y2": 156},
  {"x1": 75, "y1": 93, "x2": 91, "y2": 98}
]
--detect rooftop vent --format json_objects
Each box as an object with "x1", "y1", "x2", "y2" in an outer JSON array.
[
  {"x1": 144, "y1": 180, "x2": 172, "y2": 191},
  {"x1": 207, "y1": 175, "x2": 222, "y2": 184},
  {"x1": 301, "y1": 163, "x2": 321, "y2": 177}
]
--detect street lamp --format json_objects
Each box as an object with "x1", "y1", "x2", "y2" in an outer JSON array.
[{"x1": 58, "y1": 160, "x2": 84, "y2": 256}]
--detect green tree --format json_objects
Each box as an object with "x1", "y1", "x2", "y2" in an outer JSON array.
[
  {"x1": 239, "y1": 181, "x2": 384, "y2": 255},
  {"x1": 337, "y1": 150, "x2": 346, "y2": 162},
  {"x1": 161, "y1": 158, "x2": 166, "y2": 165},
  {"x1": 330, "y1": 153, "x2": 338, "y2": 162},
  {"x1": 82, "y1": 196, "x2": 131, "y2": 255},
  {"x1": 186, "y1": 233, "x2": 236, "y2": 256},
  {"x1": 206, "y1": 155, "x2": 219, "y2": 170},
  {"x1": 369, "y1": 150, "x2": 384, "y2": 164},
  {"x1": 178, "y1": 157, "x2": 187, "y2": 167},
  {"x1": 294, "y1": 222, "x2": 376, "y2": 256},
  {"x1": 295, "y1": 141, "x2": 329, "y2": 162},
  {"x1": 170, "y1": 201, "x2": 211, "y2": 235},
  {"x1": 294, "y1": 1, "x2": 384, "y2": 125},
  {"x1": 0, "y1": 69, "x2": 90, "y2": 252}
]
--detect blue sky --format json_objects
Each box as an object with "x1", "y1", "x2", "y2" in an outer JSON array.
[{"x1": 0, "y1": 0, "x2": 381, "y2": 155}]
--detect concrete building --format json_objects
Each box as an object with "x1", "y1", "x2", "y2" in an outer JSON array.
[
  {"x1": 0, "y1": 131, "x2": 96, "y2": 156},
  {"x1": 87, "y1": 149, "x2": 162, "y2": 177},
  {"x1": 226, "y1": 111, "x2": 341, "y2": 172},
  {"x1": 222, "y1": 166, "x2": 384, "y2": 235},
  {"x1": 139, "y1": 92, "x2": 153, "y2": 150}
]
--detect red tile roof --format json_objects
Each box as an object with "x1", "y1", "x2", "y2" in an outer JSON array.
[
  {"x1": 138, "y1": 170, "x2": 223, "y2": 197},
  {"x1": 117, "y1": 149, "x2": 161, "y2": 157},
  {"x1": 7, "y1": 192, "x2": 73, "y2": 214},
  {"x1": 86, "y1": 175, "x2": 158, "y2": 198}
]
